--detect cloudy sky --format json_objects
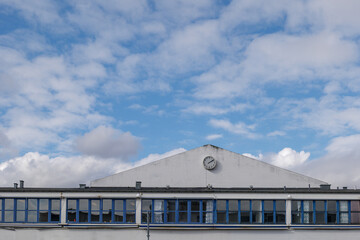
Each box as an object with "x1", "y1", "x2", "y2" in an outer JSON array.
[{"x1": 0, "y1": 0, "x2": 360, "y2": 188}]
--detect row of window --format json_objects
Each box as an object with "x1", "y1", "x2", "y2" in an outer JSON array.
[
  {"x1": 67, "y1": 199, "x2": 136, "y2": 223},
  {"x1": 1, "y1": 198, "x2": 360, "y2": 225},
  {"x1": 142, "y1": 199, "x2": 360, "y2": 225},
  {"x1": 141, "y1": 199, "x2": 285, "y2": 224},
  {"x1": 0, "y1": 198, "x2": 60, "y2": 223},
  {"x1": 291, "y1": 200, "x2": 360, "y2": 224}
]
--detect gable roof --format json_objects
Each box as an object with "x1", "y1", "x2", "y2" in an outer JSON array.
[{"x1": 91, "y1": 145, "x2": 327, "y2": 188}]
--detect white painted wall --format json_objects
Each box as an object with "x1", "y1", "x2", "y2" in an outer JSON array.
[
  {"x1": 91, "y1": 145, "x2": 327, "y2": 188},
  {"x1": 1, "y1": 228, "x2": 359, "y2": 240}
]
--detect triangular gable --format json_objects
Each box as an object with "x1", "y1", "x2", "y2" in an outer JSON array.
[{"x1": 91, "y1": 145, "x2": 327, "y2": 188}]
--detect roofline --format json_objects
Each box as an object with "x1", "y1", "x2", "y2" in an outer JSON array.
[{"x1": 0, "y1": 187, "x2": 358, "y2": 194}]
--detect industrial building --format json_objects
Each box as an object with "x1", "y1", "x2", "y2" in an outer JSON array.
[{"x1": 0, "y1": 144, "x2": 360, "y2": 240}]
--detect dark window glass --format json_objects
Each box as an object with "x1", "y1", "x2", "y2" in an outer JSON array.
[
  {"x1": 229, "y1": 200, "x2": 238, "y2": 223},
  {"x1": 216, "y1": 200, "x2": 227, "y2": 224},
  {"x1": 79, "y1": 199, "x2": 89, "y2": 223},
  {"x1": 39, "y1": 199, "x2": 49, "y2": 222},
  {"x1": 114, "y1": 211, "x2": 123, "y2": 222},
  {"x1": 178, "y1": 200, "x2": 188, "y2": 223},
  {"x1": 275, "y1": 200, "x2": 286, "y2": 224},
  {"x1": 351, "y1": 201, "x2": 360, "y2": 224},
  {"x1": 327, "y1": 201, "x2": 337, "y2": 224},
  {"x1": 291, "y1": 201, "x2": 302, "y2": 224},
  {"x1": 51, "y1": 199, "x2": 60, "y2": 222},
  {"x1": 264, "y1": 200, "x2": 273, "y2": 224},
  {"x1": 142, "y1": 200, "x2": 152, "y2": 223},
  {"x1": 103, "y1": 199, "x2": 112, "y2": 223},
  {"x1": 315, "y1": 201, "x2": 325, "y2": 224},
  {"x1": 114, "y1": 200, "x2": 124, "y2": 223},
  {"x1": 166, "y1": 200, "x2": 176, "y2": 223},
  {"x1": 67, "y1": 199, "x2": 77, "y2": 222},
  {"x1": 240, "y1": 200, "x2": 250, "y2": 224},
  {"x1": 276, "y1": 200, "x2": 286, "y2": 211},
  {"x1": 190, "y1": 201, "x2": 200, "y2": 223}
]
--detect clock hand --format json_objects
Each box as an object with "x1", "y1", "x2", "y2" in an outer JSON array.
[{"x1": 208, "y1": 159, "x2": 214, "y2": 164}]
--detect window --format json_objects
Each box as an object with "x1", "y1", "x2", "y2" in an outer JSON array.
[
  {"x1": 351, "y1": 200, "x2": 360, "y2": 224},
  {"x1": 190, "y1": 200, "x2": 200, "y2": 223},
  {"x1": 216, "y1": 200, "x2": 227, "y2": 224},
  {"x1": 126, "y1": 199, "x2": 136, "y2": 223},
  {"x1": 142, "y1": 199, "x2": 152, "y2": 223},
  {"x1": 339, "y1": 201, "x2": 349, "y2": 224},
  {"x1": 203, "y1": 200, "x2": 213, "y2": 223},
  {"x1": 240, "y1": 200, "x2": 250, "y2": 224},
  {"x1": 16, "y1": 199, "x2": 26, "y2": 222},
  {"x1": 303, "y1": 201, "x2": 313, "y2": 224},
  {"x1": 66, "y1": 199, "x2": 136, "y2": 224},
  {"x1": 79, "y1": 199, "x2": 88, "y2": 222},
  {"x1": 4, "y1": 199, "x2": 14, "y2": 222},
  {"x1": 228, "y1": 200, "x2": 238, "y2": 223},
  {"x1": 90, "y1": 200, "x2": 100, "y2": 222},
  {"x1": 327, "y1": 200, "x2": 337, "y2": 224},
  {"x1": 178, "y1": 200, "x2": 188, "y2": 223},
  {"x1": 263, "y1": 200, "x2": 273, "y2": 224},
  {"x1": 252, "y1": 200, "x2": 262, "y2": 223},
  {"x1": 67, "y1": 200, "x2": 77, "y2": 222},
  {"x1": 167, "y1": 200, "x2": 177, "y2": 223},
  {"x1": 114, "y1": 200, "x2": 124, "y2": 222},
  {"x1": 28, "y1": 199, "x2": 38, "y2": 222},
  {"x1": 0, "y1": 199, "x2": 2, "y2": 222},
  {"x1": 315, "y1": 201, "x2": 325, "y2": 224},
  {"x1": 275, "y1": 200, "x2": 286, "y2": 224},
  {"x1": 153, "y1": 200, "x2": 164, "y2": 223},
  {"x1": 291, "y1": 201, "x2": 301, "y2": 224},
  {"x1": 102, "y1": 199, "x2": 112, "y2": 223}
]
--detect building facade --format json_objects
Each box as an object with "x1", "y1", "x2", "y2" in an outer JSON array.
[{"x1": 0, "y1": 145, "x2": 359, "y2": 240}]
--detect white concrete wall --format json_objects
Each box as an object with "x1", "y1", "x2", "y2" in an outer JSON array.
[
  {"x1": 1, "y1": 228, "x2": 359, "y2": 240},
  {"x1": 91, "y1": 145, "x2": 327, "y2": 188}
]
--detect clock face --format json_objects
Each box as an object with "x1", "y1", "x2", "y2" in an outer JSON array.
[{"x1": 203, "y1": 156, "x2": 217, "y2": 170}]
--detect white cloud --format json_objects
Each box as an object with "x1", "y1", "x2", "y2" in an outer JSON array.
[
  {"x1": 242, "y1": 153, "x2": 263, "y2": 160},
  {"x1": 300, "y1": 134, "x2": 360, "y2": 188},
  {"x1": 209, "y1": 119, "x2": 260, "y2": 139},
  {"x1": 183, "y1": 103, "x2": 249, "y2": 115},
  {"x1": 205, "y1": 134, "x2": 223, "y2": 140},
  {"x1": 0, "y1": 148, "x2": 186, "y2": 187},
  {"x1": 269, "y1": 148, "x2": 310, "y2": 169},
  {"x1": 130, "y1": 148, "x2": 187, "y2": 170},
  {"x1": 75, "y1": 126, "x2": 140, "y2": 159}
]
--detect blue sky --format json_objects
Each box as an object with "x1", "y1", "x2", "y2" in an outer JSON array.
[{"x1": 0, "y1": 0, "x2": 360, "y2": 187}]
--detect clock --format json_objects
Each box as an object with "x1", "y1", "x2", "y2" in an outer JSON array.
[{"x1": 203, "y1": 156, "x2": 217, "y2": 170}]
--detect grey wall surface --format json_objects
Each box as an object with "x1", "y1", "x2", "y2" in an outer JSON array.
[
  {"x1": 0, "y1": 228, "x2": 358, "y2": 240},
  {"x1": 92, "y1": 145, "x2": 327, "y2": 188}
]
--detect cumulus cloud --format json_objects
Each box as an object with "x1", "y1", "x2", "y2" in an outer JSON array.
[
  {"x1": 300, "y1": 134, "x2": 360, "y2": 188},
  {"x1": 75, "y1": 126, "x2": 140, "y2": 159},
  {"x1": 0, "y1": 148, "x2": 185, "y2": 187},
  {"x1": 269, "y1": 148, "x2": 310, "y2": 169}
]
